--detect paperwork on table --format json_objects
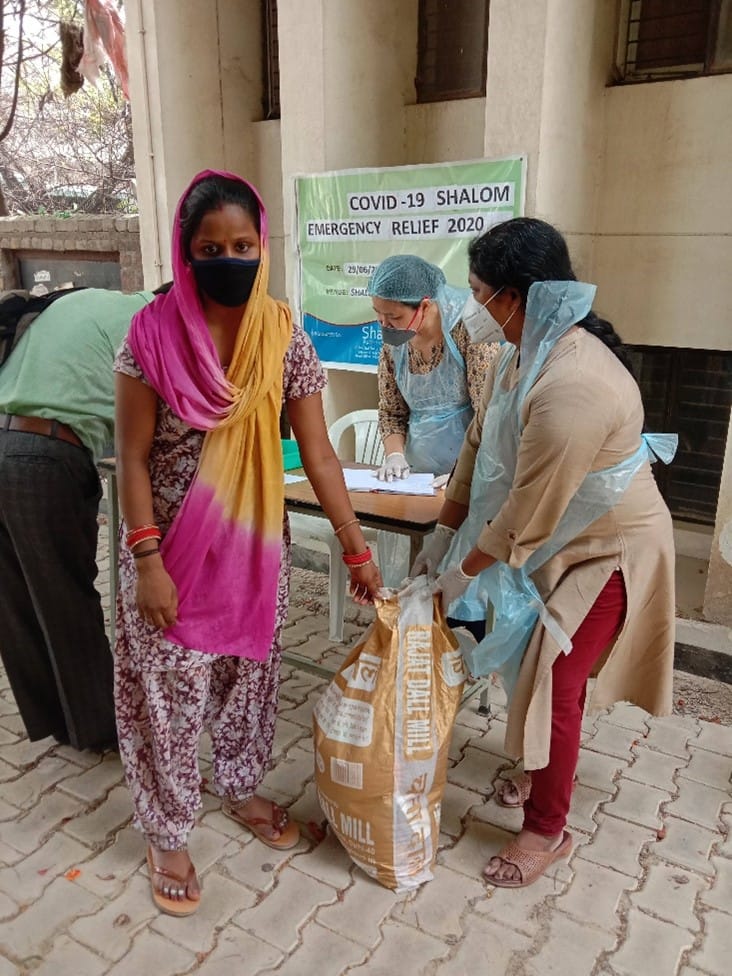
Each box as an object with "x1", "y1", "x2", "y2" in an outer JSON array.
[{"x1": 342, "y1": 468, "x2": 436, "y2": 496}]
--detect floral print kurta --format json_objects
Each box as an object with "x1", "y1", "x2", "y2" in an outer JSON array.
[
  {"x1": 378, "y1": 321, "x2": 499, "y2": 439},
  {"x1": 113, "y1": 326, "x2": 326, "y2": 849}
]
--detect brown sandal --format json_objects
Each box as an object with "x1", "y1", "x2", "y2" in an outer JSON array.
[
  {"x1": 483, "y1": 830, "x2": 573, "y2": 888},
  {"x1": 496, "y1": 772, "x2": 533, "y2": 808},
  {"x1": 146, "y1": 847, "x2": 200, "y2": 916},
  {"x1": 222, "y1": 799, "x2": 300, "y2": 850},
  {"x1": 496, "y1": 772, "x2": 579, "y2": 808}
]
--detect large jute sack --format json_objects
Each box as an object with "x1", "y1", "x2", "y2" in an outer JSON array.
[{"x1": 313, "y1": 576, "x2": 466, "y2": 891}]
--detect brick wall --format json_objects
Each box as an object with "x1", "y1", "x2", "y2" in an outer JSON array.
[{"x1": 0, "y1": 215, "x2": 143, "y2": 292}]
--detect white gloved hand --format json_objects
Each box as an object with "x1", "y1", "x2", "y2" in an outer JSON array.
[
  {"x1": 410, "y1": 523, "x2": 456, "y2": 577},
  {"x1": 434, "y1": 563, "x2": 476, "y2": 613},
  {"x1": 378, "y1": 452, "x2": 410, "y2": 482}
]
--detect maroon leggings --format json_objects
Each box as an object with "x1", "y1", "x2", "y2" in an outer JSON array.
[{"x1": 522, "y1": 570, "x2": 627, "y2": 837}]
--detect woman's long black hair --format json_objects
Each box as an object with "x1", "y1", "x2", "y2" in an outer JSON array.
[
  {"x1": 179, "y1": 175, "x2": 261, "y2": 258},
  {"x1": 467, "y1": 217, "x2": 635, "y2": 375}
]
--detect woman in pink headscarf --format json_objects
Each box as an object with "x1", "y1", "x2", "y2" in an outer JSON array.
[{"x1": 114, "y1": 170, "x2": 381, "y2": 916}]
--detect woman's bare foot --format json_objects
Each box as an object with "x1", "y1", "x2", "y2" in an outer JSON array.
[
  {"x1": 149, "y1": 846, "x2": 201, "y2": 903},
  {"x1": 483, "y1": 829, "x2": 564, "y2": 884}
]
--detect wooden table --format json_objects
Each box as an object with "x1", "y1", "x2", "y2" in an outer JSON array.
[
  {"x1": 284, "y1": 468, "x2": 490, "y2": 714},
  {"x1": 98, "y1": 459, "x2": 490, "y2": 716},
  {"x1": 284, "y1": 466, "x2": 443, "y2": 566}
]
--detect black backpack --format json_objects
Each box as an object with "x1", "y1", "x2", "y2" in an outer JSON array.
[{"x1": 0, "y1": 288, "x2": 85, "y2": 368}]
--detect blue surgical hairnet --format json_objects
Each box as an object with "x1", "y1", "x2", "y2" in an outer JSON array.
[{"x1": 367, "y1": 254, "x2": 446, "y2": 303}]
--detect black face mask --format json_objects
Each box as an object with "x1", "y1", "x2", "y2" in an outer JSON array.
[
  {"x1": 191, "y1": 257, "x2": 259, "y2": 307},
  {"x1": 380, "y1": 326, "x2": 416, "y2": 347}
]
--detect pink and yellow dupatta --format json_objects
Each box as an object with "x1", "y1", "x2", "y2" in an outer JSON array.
[{"x1": 128, "y1": 170, "x2": 293, "y2": 659}]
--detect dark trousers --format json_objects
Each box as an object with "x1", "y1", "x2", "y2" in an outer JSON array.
[{"x1": 0, "y1": 431, "x2": 116, "y2": 749}]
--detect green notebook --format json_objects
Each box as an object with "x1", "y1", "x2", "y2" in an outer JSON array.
[{"x1": 281, "y1": 438, "x2": 302, "y2": 471}]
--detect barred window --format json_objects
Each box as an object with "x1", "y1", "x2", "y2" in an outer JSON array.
[
  {"x1": 262, "y1": 0, "x2": 280, "y2": 120},
  {"x1": 627, "y1": 346, "x2": 732, "y2": 524},
  {"x1": 617, "y1": 0, "x2": 732, "y2": 82},
  {"x1": 416, "y1": 0, "x2": 489, "y2": 102}
]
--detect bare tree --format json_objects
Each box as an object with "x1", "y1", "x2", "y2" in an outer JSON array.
[
  {"x1": 0, "y1": 0, "x2": 135, "y2": 215},
  {"x1": 0, "y1": 0, "x2": 26, "y2": 214}
]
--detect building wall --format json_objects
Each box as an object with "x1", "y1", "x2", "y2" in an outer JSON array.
[
  {"x1": 122, "y1": 0, "x2": 731, "y2": 623},
  {"x1": 593, "y1": 75, "x2": 732, "y2": 350},
  {"x1": 124, "y1": 0, "x2": 262, "y2": 288},
  {"x1": 122, "y1": 0, "x2": 731, "y2": 346},
  {"x1": 249, "y1": 120, "x2": 286, "y2": 299},
  {"x1": 404, "y1": 100, "x2": 487, "y2": 166},
  {"x1": 484, "y1": 0, "x2": 616, "y2": 281},
  {"x1": 274, "y1": 0, "x2": 421, "y2": 423},
  {"x1": 0, "y1": 215, "x2": 143, "y2": 292},
  {"x1": 705, "y1": 425, "x2": 732, "y2": 623}
]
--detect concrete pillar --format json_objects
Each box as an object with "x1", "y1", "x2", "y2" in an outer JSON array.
[
  {"x1": 704, "y1": 416, "x2": 732, "y2": 625},
  {"x1": 483, "y1": 0, "x2": 548, "y2": 217},
  {"x1": 276, "y1": 0, "x2": 417, "y2": 424},
  {"x1": 483, "y1": 0, "x2": 615, "y2": 275},
  {"x1": 124, "y1": 0, "x2": 262, "y2": 287}
]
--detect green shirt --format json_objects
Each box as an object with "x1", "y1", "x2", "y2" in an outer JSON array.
[{"x1": 0, "y1": 288, "x2": 154, "y2": 462}]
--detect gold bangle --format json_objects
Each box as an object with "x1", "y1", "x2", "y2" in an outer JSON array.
[
  {"x1": 347, "y1": 558, "x2": 374, "y2": 571},
  {"x1": 333, "y1": 518, "x2": 359, "y2": 537}
]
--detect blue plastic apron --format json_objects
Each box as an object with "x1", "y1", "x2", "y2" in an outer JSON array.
[
  {"x1": 392, "y1": 284, "x2": 472, "y2": 476},
  {"x1": 460, "y1": 432, "x2": 677, "y2": 697},
  {"x1": 439, "y1": 280, "x2": 677, "y2": 694},
  {"x1": 444, "y1": 281, "x2": 597, "y2": 620}
]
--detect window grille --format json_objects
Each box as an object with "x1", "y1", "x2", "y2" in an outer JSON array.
[
  {"x1": 262, "y1": 0, "x2": 280, "y2": 120},
  {"x1": 416, "y1": 0, "x2": 489, "y2": 102},
  {"x1": 627, "y1": 345, "x2": 732, "y2": 524},
  {"x1": 617, "y1": 0, "x2": 732, "y2": 81}
]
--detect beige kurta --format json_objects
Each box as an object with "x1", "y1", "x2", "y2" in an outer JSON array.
[{"x1": 447, "y1": 327, "x2": 675, "y2": 769}]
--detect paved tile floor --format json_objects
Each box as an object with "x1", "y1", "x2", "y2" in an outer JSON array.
[{"x1": 0, "y1": 524, "x2": 730, "y2": 975}]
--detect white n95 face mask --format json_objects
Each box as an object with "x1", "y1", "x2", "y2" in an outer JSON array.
[{"x1": 461, "y1": 292, "x2": 506, "y2": 344}]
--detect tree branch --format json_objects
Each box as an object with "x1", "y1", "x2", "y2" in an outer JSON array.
[{"x1": 0, "y1": 0, "x2": 26, "y2": 143}]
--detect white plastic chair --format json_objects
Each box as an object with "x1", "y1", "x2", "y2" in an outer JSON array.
[
  {"x1": 288, "y1": 409, "x2": 409, "y2": 641},
  {"x1": 327, "y1": 409, "x2": 385, "y2": 468}
]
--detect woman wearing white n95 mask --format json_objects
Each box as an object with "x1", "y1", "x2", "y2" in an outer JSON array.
[
  {"x1": 412, "y1": 217, "x2": 676, "y2": 891},
  {"x1": 410, "y1": 282, "x2": 519, "y2": 582},
  {"x1": 461, "y1": 285, "x2": 520, "y2": 345},
  {"x1": 368, "y1": 255, "x2": 499, "y2": 484}
]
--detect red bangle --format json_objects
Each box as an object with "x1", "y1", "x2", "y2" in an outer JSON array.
[
  {"x1": 342, "y1": 547, "x2": 372, "y2": 567},
  {"x1": 126, "y1": 525, "x2": 162, "y2": 550}
]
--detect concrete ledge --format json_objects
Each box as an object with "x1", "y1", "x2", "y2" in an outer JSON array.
[
  {"x1": 292, "y1": 544, "x2": 328, "y2": 575},
  {"x1": 674, "y1": 642, "x2": 732, "y2": 684},
  {"x1": 674, "y1": 522, "x2": 713, "y2": 560},
  {"x1": 676, "y1": 617, "x2": 732, "y2": 655}
]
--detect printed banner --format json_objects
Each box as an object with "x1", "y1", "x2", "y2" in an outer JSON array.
[{"x1": 294, "y1": 156, "x2": 526, "y2": 370}]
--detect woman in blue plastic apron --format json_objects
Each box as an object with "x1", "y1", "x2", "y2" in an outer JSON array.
[
  {"x1": 369, "y1": 254, "x2": 498, "y2": 591},
  {"x1": 369, "y1": 254, "x2": 498, "y2": 480},
  {"x1": 412, "y1": 218, "x2": 676, "y2": 888}
]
